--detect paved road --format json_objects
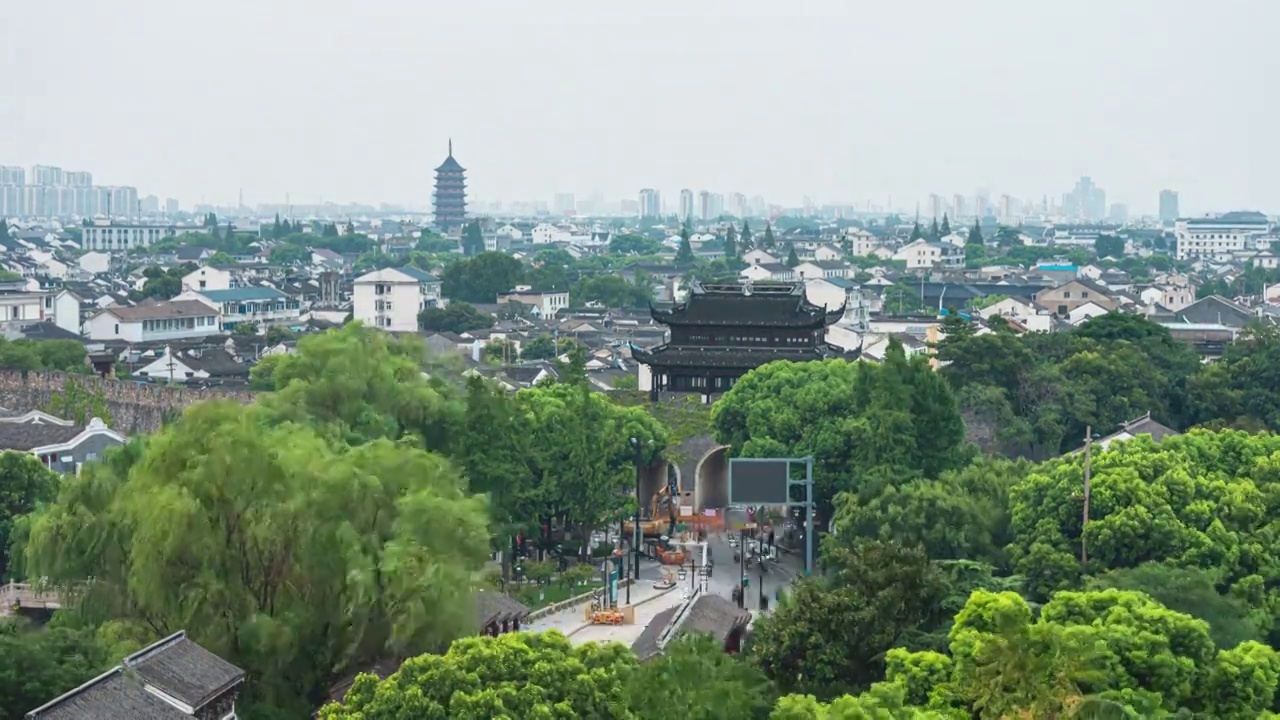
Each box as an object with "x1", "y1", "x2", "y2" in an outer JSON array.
[{"x1": 525, "y1": 532, "x2": 805, "y2": 645}]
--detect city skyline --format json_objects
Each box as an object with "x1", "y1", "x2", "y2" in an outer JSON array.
[
  {"x1": 0, "y1": 158, "x2": 1217, "y2": 224},
  {"x1": 4, "y1": 0, "x2": 1272, "y2": 215}
]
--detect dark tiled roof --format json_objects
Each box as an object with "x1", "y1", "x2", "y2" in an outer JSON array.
[
  {"x1": 0, "y1": 421, "x2": 85, "y2": 451},
  {"x1": 103, "y1": 300, "x2": 217, "y2": 322},
  {"x1": 634, "y1": 344, "x2": 852, "y2": 369},
  {"x1": 435, "y1": 153, "x2": 466, "y2": 173},
  {"x1": 475, "y1": 590, "x2": 531, "y2": 627},
  {"x1": 1118, "y1": 414, "x2": 1179, "y2": 442},
  {"x1": 123, "y1": 632, "x2": 246, "y2": 710},
  {"x1": 653, "y1": 281, "x2": 831, "y2": 328},
  {"x1": 631, "y1": 594, "x2": 751, "y2": 661},
  {"x1": 25, "y1": 668, "x2": 191, "y2": 720},
  {"x1": 1175, "y1": 295, "x2": 1253, "y2": 328}
]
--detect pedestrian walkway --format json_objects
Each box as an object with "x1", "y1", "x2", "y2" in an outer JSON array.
[{"x1": 524, "y1": 582, "x2": 675, "y2": 637}]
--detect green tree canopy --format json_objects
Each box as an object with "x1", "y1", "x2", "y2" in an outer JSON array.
[
  {"x1": 675, "y1": 224, "x2": 696, "y2": 266},
  {"x1": 318, "y1": 631, "x2": 637, "y2": 720},
  {"x1": 441, "y1": 252, "x2": 525, "y2": 304},
  {"x1": 418, "y1": 301, "x2": 495, "y2": 334},
  {"x1": 461, "y1": 221, "x2": 485, "y2": 257},
  {"x1": 712, "y1": 351, "x2": 969, "y2": 515},
  {"x1": 23, "y1": 400, "x2": 491, "y2": 714},
  {"x1": 610, "y1": 232, "x2": 665, "y2": 255},
  {"x1": 0, "y1": 451, "x2": 60, "y2": 580}
]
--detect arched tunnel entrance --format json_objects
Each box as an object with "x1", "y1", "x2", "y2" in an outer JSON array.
[{"x1": 694, "y1": 445, "x2": 730, "y2": 511}]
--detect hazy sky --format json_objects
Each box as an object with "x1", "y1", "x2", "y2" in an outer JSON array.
[{"x1": 3, "y1": 0, "x2": 1274, "y2": 214}]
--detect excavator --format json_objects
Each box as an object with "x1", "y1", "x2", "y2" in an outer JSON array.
[{"x1": 623, "y1": 484, "x2": 677, "y2": 540}]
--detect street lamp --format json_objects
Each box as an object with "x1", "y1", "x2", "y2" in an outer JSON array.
[{"x1": 629, "y1": 437, "x2": 643, "y2": 589}]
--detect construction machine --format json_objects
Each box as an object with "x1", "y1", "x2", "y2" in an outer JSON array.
[{"x1": 623, "y1": 485, "x2": 677, "y2": 540}]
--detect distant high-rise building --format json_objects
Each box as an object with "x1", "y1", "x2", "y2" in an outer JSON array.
[
  {"x1": 1066, "y1": 176, "x2": 1107, "y2": 221},
  {"x1": 928, "y1": 194, "x2": 945, "y2": 222},
  {"x1": 952, "y1": 194, "x2": 965, "y2": 219},
  {"x1": 432, "y1": 140, "x2": 467, "y2": 231},
  {"x1": 165, "y1": 198, "x2": 180, "y2": 215},
  {"x1": 1109, "y1": 203, "x2": 1129, "y2": 223},
  {"x1": 698, "y1": 190, "x2": 712, "y2": 221},
  {"x1": 0, "y1": 166, "x2": 24, "y2": 186},
  {"x1": 1000, "y1": 194, "x2": 1015, "y2": 221},
  {"x1": 679, "y1": 189, "x2": 695, "y2": 221},
  {"x1": 140, "y1": 194, "x2": 160, "y2": 214},
  {"x1": 30, "y1": 165, "x2": 63, "y2": 187},
  {"x1": 638, "y1": 188, "x2": 661, "y2": 218},
  {"x1": 65, "y1": 171, "x2": 92, "y2": 187},
  {"x1": 749, "y1": 195, "x2": 767, "y2": 218},
  {"x1": 729, "y1": 192, "x2": 747, "y2": 218},
  {"x1": 1159, "y1": 190, "x2": 1179, "y2": 224},
  {"x1": 975, "y1": 193, "x2": 990, "y2": 218},
  {"x1": 553, "y1": 192, "x2": 575, "y2": 215}
]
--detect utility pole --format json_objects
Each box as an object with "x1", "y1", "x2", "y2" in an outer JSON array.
[{"x1": 1080, "y1": 425, "x2": 1094, "y2": 574}]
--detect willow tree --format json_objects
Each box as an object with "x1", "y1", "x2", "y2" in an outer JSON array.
[
  {"x1": 24, "y1": 400, "x2": 491, "y2": 713},
  {"x1": 256, "y1": 322, "x2": 464, "y2": 450},
  {"x1": 516, "y1": 381, "x2": 668, "y2": 557}
]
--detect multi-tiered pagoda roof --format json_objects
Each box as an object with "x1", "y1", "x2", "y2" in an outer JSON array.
[
  {"x1": 633, "y1": 281, "x2": 854, "y2": 396},
  {"x1": 433, "y1": 140, "x2": 467, "y2": 231}
]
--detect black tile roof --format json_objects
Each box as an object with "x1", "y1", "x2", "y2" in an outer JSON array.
[
  {"x1": 123, "y1": 632, "x2": 246, "y2": 710},
  {"x1": 652, "y1": 281, "x2": 834, "y2": 329},
  {"x1": 475, "y1": 590, "x2": 531, "y2": 627},
  {"x1": 0, "y1": 421, "x2": 85, "y2": 451},
  {"x1": 25, "y1": 668, "x2": 190, "y2": 720},
  {"x1": 631, "y1": 594, "x2": 751, "y2": 661},
  {"x1": 633, "y1": 344, "x2": 853, "y2": 369}
]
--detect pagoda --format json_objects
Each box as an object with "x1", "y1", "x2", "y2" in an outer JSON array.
[
  {"x1": 433, "y1": 139, "x2": 467, "y2": 232},
  {"x1": 632, "y1": 280, "x2": 853, "y2": 400}
]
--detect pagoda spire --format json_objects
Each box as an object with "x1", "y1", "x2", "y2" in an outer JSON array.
[{"x1": 448, "y1": 138, "x2": 453, "y2": 157}]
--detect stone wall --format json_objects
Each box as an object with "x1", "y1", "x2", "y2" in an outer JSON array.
[{"x1": 0, "y1": 370, "x2": 255, "y2": 435}]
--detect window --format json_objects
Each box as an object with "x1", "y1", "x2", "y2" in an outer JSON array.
[
  {"x1": 1082, "y1": 291, "x2": 1089, "y2": 298},
  {"x1": 114, "y1": 323, "x2": 119, "y2": 334},
  {"x1": 1063, "y1": 291, "x2": 1071, "y2": 298}
]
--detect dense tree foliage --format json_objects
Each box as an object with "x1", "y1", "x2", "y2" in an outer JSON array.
[
  {"x1": 0, "y1": 452, "x2": 59, "y2": 580},
  {"x1": 0, "y1": 338, "x2": 90, "y2": 373},
  {"x1": 417, "y1": 301, "x2": 495, "y2": 334},
  {"x1": 441, "y1": 251, "x2": 524, "y2": 303},
  {"x1": 939, "y1": 313, "x2": 1202, "y2": 456},
  {"x1": 319, "y1": 631, "x2": 637, "y2": 719},
  {"x1": 0, "y1": 621, "x2": 113, "y2": 720},
  {"x1": 712, "y1": 347, "x2": 969, "y2": 515},
  {"x1": 1007, "y1": 429, "x2": 1280, "y2": 637},
  {"x1": 137, "y1": 262, "x2": 197, "y2": 299},
  {"x1": 24, "y1": 401, "x2": 491, "y2": 714}
]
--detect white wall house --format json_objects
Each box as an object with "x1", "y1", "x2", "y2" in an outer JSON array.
[
  {"x1": 1175, "y1": 212, "x2": 1271, "y2": 261},
  {"x1": 85, "y1": 300, "x2": 221, "y2": 342},
  {"x1": 176, "y1": 286, "x2": 301, "y2": 328},
  {"x1": 497, "y1": 290, "x2": 570, "y2": 317},
  {"x1": 793, "y1": 261, "x2": 852, "y2": 280},
  {"x1": 813, "y1": 244, "x2": 843, "y2": 261},
  {"x1": 81, "y1": 224, "x2": 198, "y2": 251},
  {"x1": 844, "y1": 229, "x2": 882, "y2": 257},
  {"x1": 975, "y1": 296, "x2": 1053, "y2": 333},
  {"x1": 181, "y1": 265, "x2": 233, "y2": 292},
  {"x1": 53, "y1": 289, "x2": 86, "y2": 335},
  {"x1": 805, "y1": 277, "x2": 860, "y2": 311},
  {"x1": 893, "y1": 239, "x2": 965, "y2": 270},
  {"x1": 739, "y1": 263, "x2": 794, "y2": 282},
  {"x1": 0, "y1": 282, "x2": 48, "y2": 325},
  {"x1": 741, "y1": 249, "x2": 780, "y2": 266},
  {"x1": 530, "y1": 223, "x2": 570, "y2": 244},
  {"x1": 353, "y1": 267, "x2": 442, "y2": 332}
]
